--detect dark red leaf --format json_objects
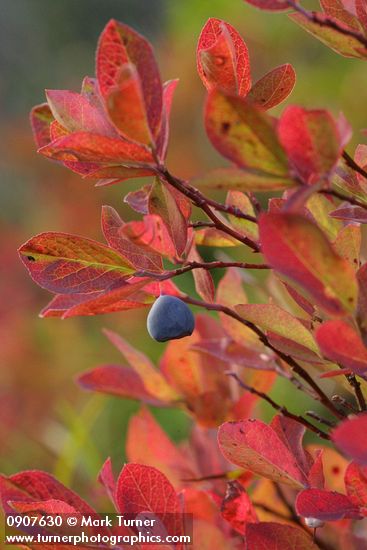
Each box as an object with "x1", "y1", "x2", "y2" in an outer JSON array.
[
  {"x1": 295, "y1": 488, "x2": 361, "y2": 521},
  {"x1": 316, "y1": 320, "x2": 367, "y2": 375},
  {"x1": 244, "y1": 522, "x2": 319, "y2": 550},
  {"x1": 115, "y1": 464, "x2": 183, "y2": 541},
  {"x1": 332, "y1": 413, "x2": 367, "y2": 465},
  {"x1": 221, "y1": 481, "x2": 258, "y2": 535}
]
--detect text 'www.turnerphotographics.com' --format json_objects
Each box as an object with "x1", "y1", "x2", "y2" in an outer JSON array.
[{"x1": 4, "y1": 513, "x2": 193, "y2": 546}]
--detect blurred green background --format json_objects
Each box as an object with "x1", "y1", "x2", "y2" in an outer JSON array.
[{"x1": 1, "y1": 0, "x2": 366, "y2": 502}]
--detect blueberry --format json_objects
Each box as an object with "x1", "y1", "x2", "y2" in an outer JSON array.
[{"x1": 147, "y1": 295, "x2": 195, "y2": 342}]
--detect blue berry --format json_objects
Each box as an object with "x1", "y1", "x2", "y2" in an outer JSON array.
[{"x1": 147, "y1": 295, "x2": 195, "y2": 342}]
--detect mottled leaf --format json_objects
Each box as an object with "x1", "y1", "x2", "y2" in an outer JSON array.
[
  {"x1": 235, "y1": 303, "x2": 319, "y2": 354},
  {"x1": 248, "y1": 64, "x2": 296, "y2": 110},
  {"x1": 205, "y1": 90, "x2": 288, "y2": 176},
  {"x1": 18, "y1": 232, "x2": 135, "y2": 294},
  {"x1": 192, "y1": 167, "x2": 295, "y2": 192},
  {"x1": 259, "y1": 212, "x2": 358, "y2": 316}
]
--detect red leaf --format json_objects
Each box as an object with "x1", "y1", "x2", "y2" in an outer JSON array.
[
  {"x1": 218, "y1": 418, "x2": 308, "y2": 488},
  {"x1": 191, "y1": 338, "x2": 276, "y2": 370},
  {"x1": 357, "y1": 0, "x2": 367, "y2": 32},
  {"x1": 278, "y1": 106, "x2": 344, "y2": 183},
  {"x1": 295, "y1": 488, "x2": 361, "y2": 521},
  {"x1": 63, "y1": 281, "x2": 153, "y2": 318},
  {"x1": 289, "y1": 11, "x2": 367, "y2": 59},
  {"x1": 316, "y1": 320, "x2": 367, "y2": 375},
  {"x1": 0, "y1": 471, "x2": 96, "y2": 517},
  {"x1": 101, "y1": 205, "x2": 163, "y2": 272},
  {"x1": 98, "y1": 457, "x2": 116, "y2": 506},
  {"x1": 270, "y1": 416, "x2": 311, "y2": 477},
  {"x1": 187, "y1": 244, "x2": 215, "y2": 303},
  {"x1": 197, "y1": 18, "x2": 251, "y2": 96},
  {"x1": 77, "y1": 364, "x2": 165, "y2": 406},
  {"x1": 205, "y1": 90, "x2": 288, "y2": 176},
  {"x1": 40, "y1": 280, "x2": 153, "y2": 318},
  {"x1": 46, "y1": 89, "x2": 116, "y2": 136},
  {"x1": 104, "y1": 329, "x2": 178, "y2": 402},
  {"x1": 148, "y1": 179, "x2": 188, "y2": 257},
  {"x1": 332, "y1": 413, "x2": 367, "y2": 465},
  {"x1": 126, "y1": 408, "x2": 195, "y2": 488},
  {"x1": 156, "y1": 79, "x2": 179, "y2": 162},
  {"x1": 30, "y1": 103, "x2": 54, "y2": 148},
  {"x1": 244, "y1": 522, "x2": 319, "y2": 550},
  {"x1": 307, "y1": 450, "x2": 325, "y2": 490},
  {"x1": 248, "y1": 64, "x2": 296, "y2": 110},
  {"x1": 221, "y1": 481, "x2": 258, "y2": 535},
  {"x1": 330, "y1": 204, "x2": 367, "y2": 223},
  {"x1": 96, "y1": 19, "x2": 162, "y2": 138},
  {"x1": 106, "y1": 63, "x2": 152, "y2": 145},
  {"x1": 124, "y1": 184, "x2": 151, "y2": 214},
  {"x1": 9, "y1": 498, "x2": 77, "y2": 516},
  {"x1": 115, "y1": 464, "x2": 183, "y2": 539},
  {"x1": 345, "y1": 462, "x2": 367, "y2": 514},
  {"x1": 259, "y1": 212, "x2": 358, "y2": 316},
  {"x1": 39, "y1": 131, "x2": 154, "y2": 164},
  {"x1": 122, "y1": 215, "x2": 176, "y2": 259},
  {"x1": 320, "y1": 0, "x2": 361, "y2": 29},
  {"x1": 18, "y1": 232, "x2": 135, "y2": 295}
]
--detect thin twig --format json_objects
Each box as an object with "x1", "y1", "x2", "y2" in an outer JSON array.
[
  {"x1": 188, "y1": 221, "x2": 216, "y2": 228},
  {"x1": 227, "y1": 371, "x2": 330, "y2": 440},
  {"x1": 158, "y1": 167, "x2": 260, "y2": 252},
  {"x1": 346, "y1": 374, "x2": 367, "y2": 411},
  {"x1": 343, "y1": 150, "x2": 367, "y2": 180},
  {"x1": 181, "y1": 295, "x2": 344, "y2": 419},
  {"x1": 136, "y1": 260, "x2": 269, "y2": 281},
  {"x1": 181, "y1": 472, "x2": 229, "y2": 482},
  {"x1": 306, "y1": 411, "x2": 336, "y2": 428},
  {"x1": 286, "y1": 0, "x2": 367, "y2": 49},
  {"x1": 331, "y1": 394, "x2": 358, "y2": 413},
  {"x1": 320, "y1": 189, "x2": 367, "y2": 210}
]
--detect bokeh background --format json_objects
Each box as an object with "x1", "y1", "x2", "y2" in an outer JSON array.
[{"x1": 1, "y1": 0, "x2": 366, "y2": 502}]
